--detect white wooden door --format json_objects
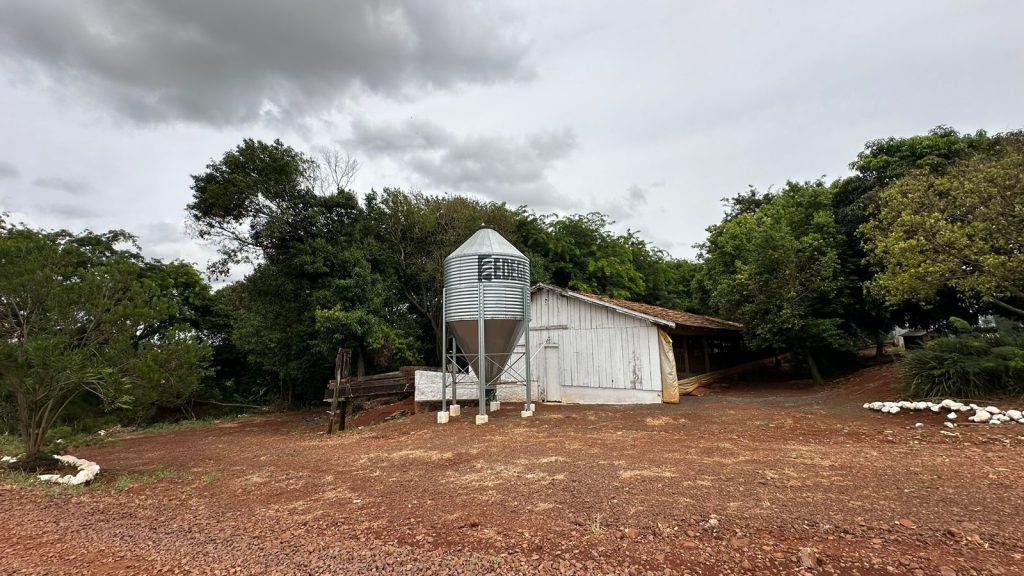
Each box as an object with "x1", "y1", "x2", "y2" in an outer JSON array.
[{"x1": 543, "y1": 344, "x2": 561, "y2": 402}]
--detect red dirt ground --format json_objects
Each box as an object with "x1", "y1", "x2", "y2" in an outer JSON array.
[{"x1": 2, "y1": 364, "x2": 1023, "y2": 575}]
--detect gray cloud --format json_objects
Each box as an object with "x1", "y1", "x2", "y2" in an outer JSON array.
[
  {"x1": 32, "y1": 201, "x2": 97, "y2": 220},
  {"x1": 347, "y1": 118, "x2": 576, "y2": 206},
  {"x1": 32, "y1": 176, "x2": 93, "y2": 196},
  {"x1": 0, "y1": 160, "x2": 18, "y2": 180},
  {"x1": 595, "y1": 183, "x2": 653, "y2": 221},
  {"x1": 0, "y1": 1, "x2": 531, "y2": 126}
]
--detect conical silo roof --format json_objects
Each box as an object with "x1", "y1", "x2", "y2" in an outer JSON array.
[{"x1": 445, "y1": 226, "x2": 526, "y2": 260}]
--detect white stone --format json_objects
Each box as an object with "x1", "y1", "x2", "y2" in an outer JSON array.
[
  {"x1": 38, "y1": 454, "x2": 100, "y2": 486},
  {"x1": 436, "y1": 411, "x2": 450, "y2": 424},
  {"x1": 521, "y1": 410, "x2": 534, "y2": 418},
  {"x1": 915, "y1": 423, "x2": 924, "y2": 428},
  {"x1": 985, "y1": 406, "x2": 1001, "y2": 414},
  {"x1": 947, "y1": 412, "x2": 957, "y2": 420},
  {"x1": 475, "y1": 415, "x2": 489, "y2": 425},
  {"x1": 448, "y1": 404, "x2": 461, "y2": 417},
  {"x1": 944, "y1": 422, "x2": 956, "y2": 429},
  {"x1": 974, "y1": 409, "x2": 992, "y2": 423},
  {"x1": 1007, "y1": 410, "x2": 1022, "y2": 421},
  {"x1": 489, "y1": 401, "x2": 501, "y2": 412}
]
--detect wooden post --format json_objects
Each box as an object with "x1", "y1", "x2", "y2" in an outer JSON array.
[
  {"x1": 327, "y1": 349, "x2": 351, "y2": 435},
  {"x1": 327, "y1": 378, "x2": 340, "y2": 435}
]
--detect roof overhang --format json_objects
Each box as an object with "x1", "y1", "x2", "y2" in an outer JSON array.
[{"x1": 531, "y1": 283, "x2": 675, "y2": 328}]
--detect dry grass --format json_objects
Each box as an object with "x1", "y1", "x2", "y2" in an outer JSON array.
[{"x1": 619, "y1": 468, "x2": 677, "y2": 479}]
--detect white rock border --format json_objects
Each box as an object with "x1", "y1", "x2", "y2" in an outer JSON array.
[
  {"x1": 863, "y1": 399, "x2": 1024, "y2": 425},
  {"x1": 37, "y1": 455, "x2": 100, "y2": 486}
]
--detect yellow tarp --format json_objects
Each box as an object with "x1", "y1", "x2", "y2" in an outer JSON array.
[{"x1": 657, "y1": 328, "x2": 679, "y2": 403}]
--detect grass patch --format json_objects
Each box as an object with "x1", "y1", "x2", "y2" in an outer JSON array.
[
  {"x1": 135, "y1": 415, "x2": 247, "y2": 436},
  {"x1": 0, "y1": 469, "x2": 43, "y2": 488},
  {"x1": 102, "y1": 468, "x2": 188, "y2": 491},
  {"x1": 1, "y1": 464, "x2": 187, "y2": 494},
  {"x1": 0, "y1": 433, "x2": 21, "y2": 457}
]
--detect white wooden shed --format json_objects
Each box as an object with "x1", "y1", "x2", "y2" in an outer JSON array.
[{"x1": 524, "y1": 284, "x2": 744, "y2": 404}]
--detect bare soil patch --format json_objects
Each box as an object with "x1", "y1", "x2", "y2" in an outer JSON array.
[{"x1": 2, "y1": 364, "x2": 1022, "y2": 575}]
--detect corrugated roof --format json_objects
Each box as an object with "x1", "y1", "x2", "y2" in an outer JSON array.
[{"x1": 533, "y1": 283, "x2": 743, "y2": 332}]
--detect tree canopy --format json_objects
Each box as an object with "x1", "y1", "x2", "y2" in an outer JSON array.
[
  {"x1": 0, "y1": 220, "x2": 210, "y2": 459},
  {"x1": 698, "y1": 181, "x2": 853, "y2": 382},
  {"x1": 864, "y1": 131, "x2": 1024, "y2": 318}
]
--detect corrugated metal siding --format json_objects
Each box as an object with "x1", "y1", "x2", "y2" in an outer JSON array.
[{"x1": 528, "y1": 289, "x2": 661, "y2": 395}]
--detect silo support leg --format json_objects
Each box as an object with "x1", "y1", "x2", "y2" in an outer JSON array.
[
  {"x1": 478, "y1": 286, "x2": 487, "y2": 420},
  {"x1": 523, "y1": 286, "x2": 534, "y2": 417}
]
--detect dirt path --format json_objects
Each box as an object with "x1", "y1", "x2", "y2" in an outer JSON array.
[{"x1": 2, "y1": 364, "x2": 1022, "y2": 575}]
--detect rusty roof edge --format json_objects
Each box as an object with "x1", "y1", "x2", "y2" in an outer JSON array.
[
  {"x1": 531, "y1": 283, "x2": 742, "y2": 331},
  {"x1": 531, "y1": 283, "x2": 675, "y2": 327}
]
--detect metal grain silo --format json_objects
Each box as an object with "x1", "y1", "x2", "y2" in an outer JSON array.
[{"x1": 440, "y1": 225, "x2": 533, "y2": 423}]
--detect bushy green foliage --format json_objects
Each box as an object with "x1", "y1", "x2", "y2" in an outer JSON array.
[
  {"x1": 698, "y1": 181, "x2": 855, "y2": 382},
  {"x1": 0, "y1": 220, "x2": 211, "y2": 458},
  {"x1": 864, "y1": 131, "x2": 1024, "y2": 318},
  {"x1": 901, "y1": 320, "x2": 1024, "y2": 399}
]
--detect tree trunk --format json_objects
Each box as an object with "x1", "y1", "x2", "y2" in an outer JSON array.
[
  {"x1": 356, "y1": 351, "x2": 366, "y2": 377},
  {"x1": 875, "y1": 339, "x2": 886, "y2": 358},
  {"x1": 805, "y1": 351, "x2": 823, "y2": 386}
]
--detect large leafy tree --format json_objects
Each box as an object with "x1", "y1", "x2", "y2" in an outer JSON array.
[
  {"x1": 0, "y1": 221, "x2": 210, "y2": 460},
  {"x1": 832, "y1": 126, "x2": 998, "y2": 336},
  {"x1": 864, "y1": 131, "x2": 1024, "y2": 319},
  {"x1": 699, "y1": 181, "x2": 854, "y2": 383},
  {"x1": 188, "y1": 140, "x2": 416, "y2": 401}
]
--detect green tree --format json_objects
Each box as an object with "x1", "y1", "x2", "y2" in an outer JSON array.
[
  {"x1": 0, "y1": 221, "x2": 210, "y2": 460},
  {"x1": 188, "y1": 140, "x2": 418, "y2": 401},
  {"x1": 864, "y1": 131, "x2": 1024, "y2": 318},
  {"x1": 516, "y1": 211, "x2": 699, "y2": 310},
  {"x1": 699, "y1": 181, "x2": 853, "y2": 383},
  {"x1": 832, "y1": 126, "x2": 999, "y2": 338},
  {"x1": 363, "y1": 189, "x2": 521, "y2": 361}
]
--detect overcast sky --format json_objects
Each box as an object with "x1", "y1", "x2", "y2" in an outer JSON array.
[{"x1": 2, "y1": 1, "x2": 1022, "y2": 271}]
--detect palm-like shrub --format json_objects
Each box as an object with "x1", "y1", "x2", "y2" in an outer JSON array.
[{"x1": 901, "y1": 320, "x2": 1024, "y2": 399}]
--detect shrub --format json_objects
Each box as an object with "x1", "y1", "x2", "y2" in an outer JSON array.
[{"x1": 901, "y1": 319, "x2": 1024, "y2": 399}]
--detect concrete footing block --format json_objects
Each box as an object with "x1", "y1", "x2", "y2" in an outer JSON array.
[
  {"x1": 521, "y1": 410, "x2": 533, "y2": 418},
  {"x1": 437, "y1": 411, "x2": 450, "y2": 424},
  {"x1": 489, "y1": 401, "x2": 501, "y2": 412},
  {"x1": 449, "y1": 404, "x2": 461, "y2": 417},
  {"x1": 527, "y1": 403, "x2": 536, "y2": 412},
  {"x1": 475, "y1": 415, "x2": 489, "y2": 425}
]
